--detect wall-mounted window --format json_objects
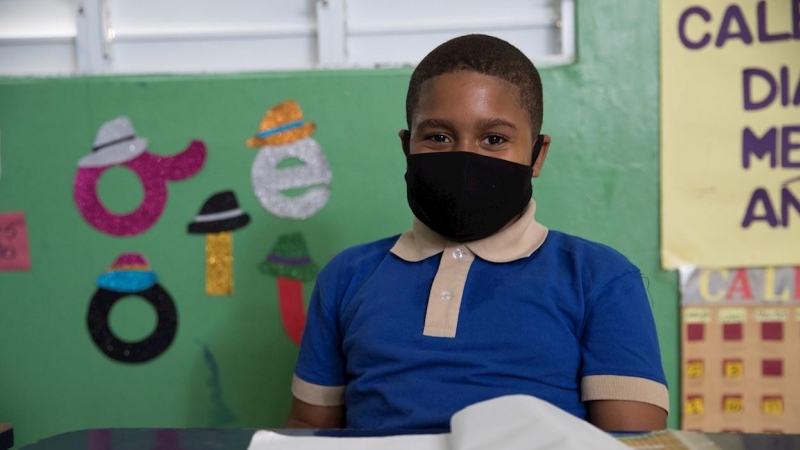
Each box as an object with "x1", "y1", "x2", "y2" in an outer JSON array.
[{"x1": 0, "y1": 0, "x2": 575, "y2": 76}]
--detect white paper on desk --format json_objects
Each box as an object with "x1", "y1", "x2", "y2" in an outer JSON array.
[
  {"x1": 450, "y1": 395, "x2": 629, "y2": 450},
  {"x1": 248, "y1": 430, "x2": 447, "y2": 450},
  {"x1": 248, "y1": 395, "x2": 628, "y2": 450}
]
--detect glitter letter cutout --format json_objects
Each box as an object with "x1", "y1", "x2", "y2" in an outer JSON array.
[
  {"x1": 246, "y1": 101, "x2": 332, "y2": 220},
  {"x1": 259, "y1": 233, "x2": 319, "y2": 344},
  {"x1": 187, "y1": 191, "x2": 251, "y2": 296},
  {"x1": 74, "y1": 117, "x2": 206, "y2": 236},
  {"x1": 87, "y1": 253, "x2": 178, "y2": 363}
]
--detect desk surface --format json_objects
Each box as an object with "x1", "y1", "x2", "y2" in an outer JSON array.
[
  {"x1": 20, "y1": 429, "x2": 442, "y2": 450},
  {"x1": 18, "y1": 428, "x2": 800, "y2": 450}
]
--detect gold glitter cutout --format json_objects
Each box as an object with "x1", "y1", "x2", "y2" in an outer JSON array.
[
  {"x1": 206, "y1": 232, "x2": 233, "y2": 296},
  {"x1": 246, "y1": 100, "x2": 316, "y2": 147}
]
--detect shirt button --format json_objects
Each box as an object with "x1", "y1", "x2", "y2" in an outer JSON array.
[
  {"x1": 439, "y1": 290, "x2": 452, "y2": 300},
  {"x1": 453, "y1": 248, "x2": 465, "y2": 259}
]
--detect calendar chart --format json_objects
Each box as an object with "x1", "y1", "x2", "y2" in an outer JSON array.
[{"x1": 680, "y1": 267, "x2": 800, "y2": 432}]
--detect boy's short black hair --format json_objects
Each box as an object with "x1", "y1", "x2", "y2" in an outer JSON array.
[{"x1": 405, "y1": 34, "x2": 544, "y2": 136}]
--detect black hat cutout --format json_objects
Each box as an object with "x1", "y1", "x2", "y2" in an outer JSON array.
[{"x1": 187, "y1": 190, "x2": 251, "y2": 234}]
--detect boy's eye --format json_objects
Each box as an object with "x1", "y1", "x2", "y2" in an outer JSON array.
[
  {"x1": 483, "y1": 135, "x2": 506, "y2": 145},
  {"x1": 427, "y1": 134, "x2": 450, "y2": 143}
]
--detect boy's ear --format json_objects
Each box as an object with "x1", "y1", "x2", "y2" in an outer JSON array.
[
  {"x1": 532, "y1": 134, "x2": 551, "y2": 178},
  {"x1": 399, "y1": 129, "x2": 411, "y2": 156}
]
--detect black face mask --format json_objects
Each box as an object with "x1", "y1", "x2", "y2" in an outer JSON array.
[{"x1": 405, "y1": 151, "x2": 534, "y2": 242}]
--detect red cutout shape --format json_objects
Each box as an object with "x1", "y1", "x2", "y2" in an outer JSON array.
[
  {"x1": 278, "y1": 278, "x2": 307, "y2": 345},
  {"x1": 687, "y1": 323, "x2": 705, "y2": 341},
  {"x1": 761, "y1": 322, "x2": 783, "y2": 341},
  {"x1": 723, "y1": 323, "x2": 742, "y2": 341},
  {"x1": 762, "y1": 359, "x2": 783, "y2": 377}
]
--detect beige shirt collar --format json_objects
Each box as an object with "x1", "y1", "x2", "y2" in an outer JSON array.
[{"x1": 390, "y1": 200, "x2": 548, "y2": 263}]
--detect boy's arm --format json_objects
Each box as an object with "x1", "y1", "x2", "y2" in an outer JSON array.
[
  {"x1": 580, "y1": 270, "x2": 669, "y2": 431},
  {"x1": 285, "y1": 263, "x2": 348, "y2": 428},
  {"x1": 586, "y1": 400, "x2": 667, "y2": 431},
  {"x1": 286, "y1": 397, "x2": 345, "y2": 429}
]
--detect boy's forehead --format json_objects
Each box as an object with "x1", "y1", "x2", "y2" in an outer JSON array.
[
  {"x1": 418, "y1": 71, "x2": 520, "y2": 98},
  {"x1": 413, "y1": 71, "x2": 527, "y2": 124}
]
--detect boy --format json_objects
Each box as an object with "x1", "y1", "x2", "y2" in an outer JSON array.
[{"x1": 286, "y1": 34, "x2": 668, "y2": 431}]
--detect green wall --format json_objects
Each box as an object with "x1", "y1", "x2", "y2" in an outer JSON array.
[{"x1": 0, "y1": 2, "x2": 677, "y2": 446}]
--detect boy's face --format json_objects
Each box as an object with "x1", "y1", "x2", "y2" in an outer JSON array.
[{"x1": 401, "y1": 70, "x2": 549, "y2": 176}]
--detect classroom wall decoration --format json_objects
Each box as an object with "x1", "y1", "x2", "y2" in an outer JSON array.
[
  {"x1": 259, "y1": 233, "x2": 319, "y2": 345},
  {"x1": 74, "y1": 116, "x2": 207, "y2": 237},
  {"x1": 188, "y1": 190, "x2": 251, "y2": 296},
  {"x1": 246, "y1": 100, "x2": 332, "y2": 220},
  {"x1": 87, "y1": 253, "x2": 178, "y2": 363},
  {"x1": 0, "y1": 211, "x2": 31, "y2": 271},
  {"x1": 660, "y1": 0, "x2": 800, "y2": 268},
  {"x1": 680, "y1": 266, "x2": 800, "y2": 433}
]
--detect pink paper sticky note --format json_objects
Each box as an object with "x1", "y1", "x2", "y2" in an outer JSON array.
[{"x1": 0, "y1": 212, "x2": 31, "y2": 271}]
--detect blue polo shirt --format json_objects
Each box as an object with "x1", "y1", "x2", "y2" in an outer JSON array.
[{"x1": 292, "y1": 201, "x2": 668, "y2": 430}]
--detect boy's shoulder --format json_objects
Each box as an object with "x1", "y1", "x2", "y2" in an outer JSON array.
[
  {"x1": 328, "y1": 235, "x2": 400, "y2": 267},
  {"x1": 540, "y1": 229, "x2": 640, "y2": 278},
  {"x1": 539, "y1": 230, "x2": 648, "y2": 306},
  {"x1": 316, "y1": 235, "x2": 401, "y2": 286}
]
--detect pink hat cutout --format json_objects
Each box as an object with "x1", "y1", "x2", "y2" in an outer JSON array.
[{"x1": 109, "y1": 252, "x2": 150, "y2": 271}]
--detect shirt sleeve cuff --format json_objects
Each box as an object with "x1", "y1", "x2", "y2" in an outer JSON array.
[
  {"x1": 292, "y1": 374, "x2": 346, "y2": 407},
  {"x1": 581, "y1": 375, "x2": 670, "y2": 414}
]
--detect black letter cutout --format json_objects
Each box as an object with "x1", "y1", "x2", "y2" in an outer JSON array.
[{"x1": 87, "y1": 284, "x2": 178, "y2": 363}]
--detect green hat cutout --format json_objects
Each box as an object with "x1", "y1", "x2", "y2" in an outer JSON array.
[{"x1": 259, "y1": 232, "x2": 319, "y2": 282}]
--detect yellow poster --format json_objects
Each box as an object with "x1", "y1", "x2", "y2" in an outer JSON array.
[{"x1": 660, "y1": 0, "x2": 800, "y2": 269}]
